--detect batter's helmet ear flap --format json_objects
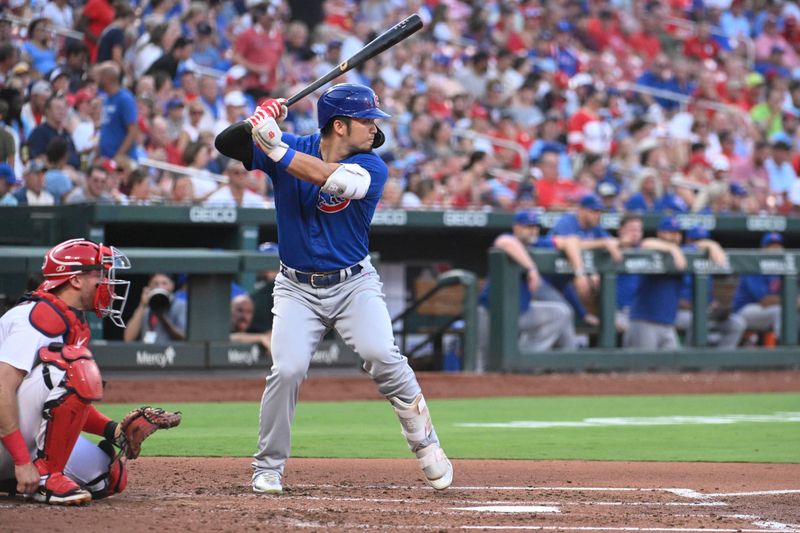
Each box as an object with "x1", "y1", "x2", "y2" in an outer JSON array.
[{"x1": 372, "y1": 127, "x2": 385, "y2": 149}]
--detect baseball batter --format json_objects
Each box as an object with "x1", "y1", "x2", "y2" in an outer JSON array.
[
  {"x1": 0, "y1": 239, "x2": 180, "y2": 505},
  {"x1": 215, "y1": 84, "x2": 453, "y2": 494}
]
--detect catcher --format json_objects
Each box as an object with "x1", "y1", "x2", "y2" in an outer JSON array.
[{"x1": 0, "y1": 238, "x2": 181, "y2": 505}]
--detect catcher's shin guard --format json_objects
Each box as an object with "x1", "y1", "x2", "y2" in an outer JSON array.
[
  {"x1": 85, "y1": 440, "x2": 127, "y2": 499},
  {"x1": 390, "y1": 394, "x2": 453, "y2": 490},
  {"x1": 34, "y1": 393, "x2": 93, "y2": 504}
]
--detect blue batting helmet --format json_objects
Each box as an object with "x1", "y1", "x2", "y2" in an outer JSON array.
[{"x1": 317, "y1": 83, "x2": 391, "y2": 148}]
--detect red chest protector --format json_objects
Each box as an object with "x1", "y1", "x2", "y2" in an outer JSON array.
[{"x1": 23, "y1": 291, "x2": 92, "y2": 345}]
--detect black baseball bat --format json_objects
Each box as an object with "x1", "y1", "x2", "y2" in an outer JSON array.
[{"x1": 285, "y1": 14, "x2": 423, "y2": 106}]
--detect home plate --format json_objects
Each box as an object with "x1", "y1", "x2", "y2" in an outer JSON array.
[{"x1": 453, "y1": 505, "x2": 560, "y2": 513}]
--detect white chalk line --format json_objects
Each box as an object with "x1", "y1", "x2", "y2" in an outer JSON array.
[
  {"x1": 287, "y1": 523, "x2": 800, "y2": 532},
  {"x1": 284, "y1": 494, "x2": 727, "y2": 507}
]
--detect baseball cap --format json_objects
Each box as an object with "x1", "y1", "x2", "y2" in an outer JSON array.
[
  {"x1": 657, "y1": 216, "x2": 682, "y2": 232},
  {"x1": 556, "y1": 20, "x2": 573, "y2": 32},
  {"x1": 166, "y1": 98, "x2": 185, "y2": 111},
  {"x1": 101, "y1": 158, "x2": 119, "y2": 173},
  {"x1": 0, "y1": 163, "x2": 15, "y2": 185},
  {"x1": 30, "y1": 79, "x2": 52, "y2": 97},
  {"x1": 223, "y1": 90, "x2": 247, "y2": 107},
  {"x1": 686, "y1": 226, "x2": 710, "y2": 241},
  {"x1": 25, "y1": 160, "x2": 46, "y2": 174},
  {"x1": 771, "y1": 131, "x2": 792, "y2": 149},
  {"x1": 69, "y1": 88, "x2": 93, "y2": 107},
  {"x1": 513, "y1": 210, "x2": 540, "y2": 226},
  {"x1": 760, "y1": 232, "x2": 783, "y2": 247},
  {"x1": 596, "y1": 180, "x2": 620, "y2": 197},
  {"x1": 49, "y1": 67, "x2": 68, "y2": 83},
  {"x1": 578, "y1": 194, "x2": 604, "y2": 211}
]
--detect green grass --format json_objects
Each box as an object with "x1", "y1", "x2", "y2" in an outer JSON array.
[{"x1": 95, "y1": 392, "x2": 800, "y2": 463}]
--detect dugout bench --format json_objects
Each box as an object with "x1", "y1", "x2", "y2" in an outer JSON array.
[{"x1": 487, "y1": 248, "x2": 800, "y2": 373}]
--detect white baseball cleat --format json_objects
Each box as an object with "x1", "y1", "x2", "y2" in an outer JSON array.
[
  {"x1": 416, "y1": 443, "x2": 453, "y2": 490},
  {"x1": 252, "y1": 471, "x2": 283, "y2": 494}
]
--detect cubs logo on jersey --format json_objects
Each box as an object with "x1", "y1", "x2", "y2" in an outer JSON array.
[{"x1": 317, "y1": 191, "x2": 350, "y2": 213}]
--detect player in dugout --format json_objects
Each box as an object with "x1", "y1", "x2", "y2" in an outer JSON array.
[
  {"x1": 215, "y1": 84, "x2": 453, "y2": 495},
  {"x1": 0, "y1": 239, "x2": 180, "y2": 505}
]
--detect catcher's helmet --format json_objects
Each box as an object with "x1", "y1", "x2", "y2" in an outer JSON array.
[
  {"x1": 317, "y1": 83, "x2": 390, "y2": 148},
  {"x1": 38, "y1": 238, "x2": 131, "y2": 327}
]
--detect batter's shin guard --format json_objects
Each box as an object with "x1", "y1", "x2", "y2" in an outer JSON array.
[
  {"x1": 85, "y1": 440, "x2": 127, "y2": 499},
  {"x1": 390, "y1": 394, "x2": 453, "y2": 490},
  {"x1": 34, "y1": 394, "x2": 92, "y2": 505}
]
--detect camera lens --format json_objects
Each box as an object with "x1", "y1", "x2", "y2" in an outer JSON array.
[{"x1": 148, "y1": 288, "x2": 171, "y2": 314}]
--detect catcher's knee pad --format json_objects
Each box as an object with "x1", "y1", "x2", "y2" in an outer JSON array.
[
  {"x1": 85, "y1": 440, "x2": 127, "y2": 499},
  {"x1": 390, "y1": 394, "x2": 435, "y2": 452},
  {"x1": 38, "y1": 393, "x2": 91, "y2": 475}
]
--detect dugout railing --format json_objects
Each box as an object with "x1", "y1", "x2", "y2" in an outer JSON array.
[
  {"x1": 391, "y1": 269, "x2": 479, "y2": 371},
  {"x1": 486, "y1": 248, "x2": 800, "y2": 373}
]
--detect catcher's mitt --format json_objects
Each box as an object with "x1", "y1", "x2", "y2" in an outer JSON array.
[{"x1": 115, "y1": 406, "x2": 182, "y2": 459}]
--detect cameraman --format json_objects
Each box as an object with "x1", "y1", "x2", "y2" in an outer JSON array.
[{"x1": 123, "y1": 273, "x2": 187, "y2": 343}]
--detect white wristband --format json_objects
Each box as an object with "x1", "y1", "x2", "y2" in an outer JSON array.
[{"x1": 266, "y1": 143, "x2": 288, "y2": 162}]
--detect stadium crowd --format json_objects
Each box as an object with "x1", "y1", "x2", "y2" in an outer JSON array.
[{"x1": 0, "y1": 0, "x2": 798, "y2": 214}]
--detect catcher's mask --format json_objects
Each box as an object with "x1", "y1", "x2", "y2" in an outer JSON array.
[{"x1": 38, "y1": 238, "x2": 131, "y2": 328}]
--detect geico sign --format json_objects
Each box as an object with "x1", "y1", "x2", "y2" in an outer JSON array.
[
  {"x1": 443, "y1": 211, "x2": 488, "y2": 227},
  {"x1": 189, "y1": 206, "x2": 238, "y2": 223}
]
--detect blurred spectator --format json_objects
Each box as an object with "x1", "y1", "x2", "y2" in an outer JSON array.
[
  {"x1": 97, "y1": 61, "x2": 138, "y2": 162},
  {"x1": 64, "y1": 162, "x2": 114, "y2": 204},
  {"x1": 43, "y1": 0, "x2": 75, "y2": 31},
  {"x1": 203, "y1": 160, "x2": 264, "y2": 208},
  {"x1": 21, "y1": 80, "x2": 52, "y2": 138},
  {"x1": 96, "y1": 2, "x2": 135, "y2": 68},
  {"x1": 232, "y1": 3, "x2": 283, "y2": 100},
  {"x1": 22, "y1": 18, "x2": 57, "y2": 78},
  {"x1": 13, "y1": 160, "x2": 54, "y2": 206},
  {"x1": 101, "y1": 158, "x2": 128, "y2": 204},
  {"x1": 170, "y1": 174, "x2": 194, "y2": 205},
  {"x1": 126, "y1": 167, "x2": 153, "y2": 204},
  {"x1": 123, "y1": 273, "x2": 187, "y2": 343},
  {"x1": 766, "y1": 135, "x2": 798, "y2": 211},
  {"x1": 80, "y1": 0, "x2": 115, "y2": 62},
  {"x1": 43, "y1": 136, "x2": 74, "y2": 204},
  {"x1": 0, "y1": 162, "x2": 17, "y2": 206},
  {"x1": 534, "y1": 149, "x2": 577, "y2": 209},
  {"x1": 0, "y1": 100, "x2": 15, "y2": 168},
  {"x1": 625, "y1": 168, "x2": 661, "y2": 212},
  {"x1": 27, "y1": 94, "x2": 80, "y2": 169},
  {"x1": 230, "y1": 294, "x2": 271, "y2": 351},
  {"x1": 58, "y1": 41, "x2": 90, "y2": 93},
  {"x1": 732, "y1": 233, "x2": 790, "y2": 339},
  {"x1": 146, "y1": 36, "x2": 193, "y2": 81}
]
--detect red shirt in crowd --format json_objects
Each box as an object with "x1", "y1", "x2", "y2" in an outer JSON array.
[
  {"x1": 82, "y1": 0, "x2": 115, "y2": 62},
  {"x1": 234, "y1": 26, "x2": 284, "y2": 93},
  {"x1": 567, "y1": 108, "x2": 612, "y2": 155},
  {"x1": 683, "y1": 36, "x2": 721, "y2": 61},
  {"x1": 627, "y1": 31, "x2": 662, "y2": 63},
  {"x1": 536, "y1": 178, "x2": 578, "y2": 209}
]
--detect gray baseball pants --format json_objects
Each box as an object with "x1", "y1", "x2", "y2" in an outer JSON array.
[
  {"x1": 623, "y1": 320, "x2": 679, "y2": 350},
  {"x1": 252, "y1": 257, "x2": 428, "y2": 478},
  {"x1": 736, "y1": 304, "x2": 782, "y2": 337},
  {"x1": 674, "y1": 309, "x2": 746, "y2": 348}
]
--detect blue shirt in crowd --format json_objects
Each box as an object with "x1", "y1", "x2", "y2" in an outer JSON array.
[{"x1": 99, "y1": 88, "x2": 138, "y2": 159}]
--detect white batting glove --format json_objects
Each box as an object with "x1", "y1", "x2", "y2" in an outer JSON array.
[{"x1": 252, "y1": 116, "x2": 289, "y2": 162}]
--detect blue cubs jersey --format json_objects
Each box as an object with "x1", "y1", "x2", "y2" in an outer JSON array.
[
  {"x1": 479, "y1": 235, "x2": 554, "y2": 313},
  {"x1": 732, "y1": 274, "x2": 782, "y2": 312},
  {"x1": 616, "y1": 273, "x2": 640, "y2": 310},
  {"x1": 250, "y1": 133, "x2": 388, "y2": 272},
  {"x1": 548, "y1": 213, "x2": 610, "y2": 240},
  {"x1": 629, "y1": 273, "x2": 683, "y2": 325}
]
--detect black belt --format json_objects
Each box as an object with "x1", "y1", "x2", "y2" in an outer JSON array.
[{"x1": 282, "y1": 264, "x2": 363, "y2": 288}]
